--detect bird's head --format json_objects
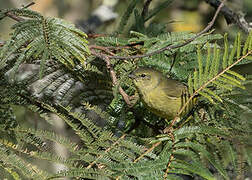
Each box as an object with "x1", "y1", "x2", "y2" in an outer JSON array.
[{"x1": 129, "y1": 67, "x2": 163, "y2": 92}]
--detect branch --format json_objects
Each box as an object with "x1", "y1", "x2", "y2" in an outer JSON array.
[
  {"x1": 108, "y1": 0, "x2": 226, "y2": 60},
  {"x1": 134, "y1": 141, "x2": 161, "y2": 163},
  {"x1": 90, "y1": 50, "x2": 132, "y2": 106},
  {"x1": 142, "y1": 0, "x2": 153, "y2": 18},
  {"x1": 4, "y1": 12, "x2": 24, "y2": 21},
  {"x1": 1, "y1": 2, "x2": 35, "y2": 22},
  {"x1": 205, "y1": 0, "x2": 251, "y2": 34},
  {"x1": 164, "y1": 132, "x2": 175, "y2": 179},
  {"x1": 89, "y1": 45, "x2": 116, "y2": 56},
  {"x1": 22, "y1": 2, "x2": 35, "y2": 9}
]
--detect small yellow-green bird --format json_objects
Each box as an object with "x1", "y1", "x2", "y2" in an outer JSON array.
[{"x1": 129, "y1": 67, "x2": 193, "y2": 120}]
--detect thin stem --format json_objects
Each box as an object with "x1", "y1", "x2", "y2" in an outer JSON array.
[
  {"x1": 91, "y1": 50, "x2": 132, "y2": 106},
  {"x1": 87, "y1": 134, "x2": 126, "y2": 169},
  {"x1": 1, "y1": 2, "x2": 36, "y2": 22},
  {"x1": 22, "y1": 2, "x2": 36, "y2": 9},
  {"x1": 164, "y1": 132, "x2": 175, "y2": 179},
  {"x1": 142, "y1": 0, "x2": 153, "y2": 18},
  {"x1": 134, "y1": 141, "x2": 161, "y2": 163}
]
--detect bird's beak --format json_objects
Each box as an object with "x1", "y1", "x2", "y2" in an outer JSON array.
[{"x1": 128, "y1": 73, "x2": 136, "y2": 79}]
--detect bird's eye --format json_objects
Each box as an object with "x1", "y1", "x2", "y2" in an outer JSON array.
[{"x1": 140, "y1": 74, "x2": 146, "y2": 78}]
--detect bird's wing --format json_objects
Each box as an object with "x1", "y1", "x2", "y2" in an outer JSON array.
[{"x1": 161, "y1": 79, "x2": 187, "y2": 99}]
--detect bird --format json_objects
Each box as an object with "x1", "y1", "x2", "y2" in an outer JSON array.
[{"x1": 129, "y1": 67, "x2": 194, "y2": 120}]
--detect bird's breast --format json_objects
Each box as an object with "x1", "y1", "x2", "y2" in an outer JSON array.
[{"x1": 140, "y1": 88, "x2": 182, "y2": 119}]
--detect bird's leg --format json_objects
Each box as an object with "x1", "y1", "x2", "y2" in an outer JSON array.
[{"x1": 129, "y1": 92, "x2": 139, "y2": 108}]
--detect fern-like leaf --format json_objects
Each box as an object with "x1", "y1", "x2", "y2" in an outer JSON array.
[
  {"x1": 0, "y1": 8, "x2": 90, "y2": 78},
  {"x1": 188, "y1": 32, "x2": 252, "y2": 104}
]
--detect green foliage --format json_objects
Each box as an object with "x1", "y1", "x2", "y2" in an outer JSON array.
[
  {"x1": 116, "y1": 0, "x2": 173, "y2": 36},
  {"x1": 0, "y1": 2, "x2": 252, "y2": 180},
  {"x1": 188, "y1": 32, "x2": 252, "y2": 105},
  {"x1": 116, "y1": 0, "x2": 141, "y2": 34},
  {"x1": 0, "y1": 8, "x2": 90, "y2": 79}
]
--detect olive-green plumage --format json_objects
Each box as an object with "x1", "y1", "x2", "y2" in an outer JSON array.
[{"x1": 130, "y1": 67, "x2": 193, "y2": 119}]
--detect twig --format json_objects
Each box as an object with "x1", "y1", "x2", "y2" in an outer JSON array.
[
  {"x1": 164, "y1": 155, "x2": 174, "y2": 179},
  {"x1": 163, "y1": 132, "x2": 175, "y2": 179},
  {"x1": 108, "y1": 0, "x2": 226, "y2": 60},
  {"x1": 168, "y1": 52, "x2": 177, "y2": 72},
  {"x1": 22, "y1": 2, "x2": 35, "y2": 9},
  {"x1": 134, "y1": 141, "x2": 161, "y2": 163},
  {"x1": 91, "y1": 50, "x2": 132, "y2": 106},
  {"x1": 1, "y1": 2, "x2": 35, "y2": 22},
  {"x1": 87, "y1": 134, "x2": 126, "y2": 169},
  {"x1": 89, "y1": 45, "x2": 116, "y2": 56},
  {"x1": 205, "y1": 0, "x2": 251, "y2": 34},
  {"x1": 234, "y1": 141, "x2": 245, "y2": 180},
  {"x1": 142, "y1": 0, "x2": 153, "y2": 18},
  {"x1": 87, "y1": 33, "x2": 107, "y2": 39},
  {"x1": 89, "y1": 42, "x2": 143, "y2": 53},
  {"x1": 5, "y1": 12, "x2": 24, "y2": 21}
]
